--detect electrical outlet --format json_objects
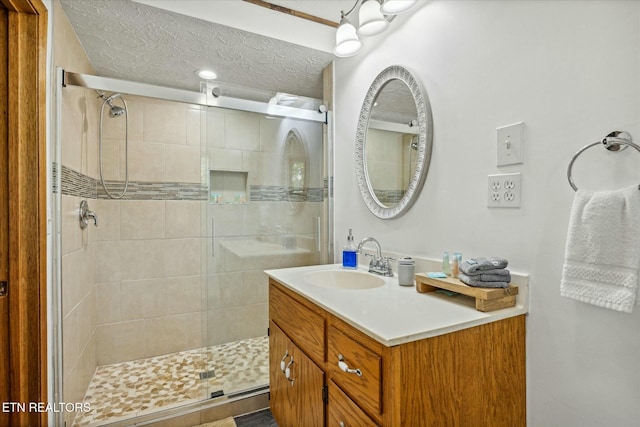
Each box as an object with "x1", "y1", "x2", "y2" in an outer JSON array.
[{"x1": 488, "y1": 173, "x2": 521, "y2": 208}]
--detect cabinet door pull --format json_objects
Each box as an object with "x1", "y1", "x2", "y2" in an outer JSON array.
[
  {"x1": 285, "y1": 356, "x2": 295, "y2": 385},
  {"x1": 338, "y1": 354, "x2": 363, "y2": 377},
  {"x1": 280, "y1": 349, "x2": 289, "y2": 372},
  {"x1": 339, "y1": 422, "x2": 346, "y2": 427}
]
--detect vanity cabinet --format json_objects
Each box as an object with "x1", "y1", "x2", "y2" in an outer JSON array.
[{"x1": 269, "y1": 278, "x2": 526, "y2": 427}]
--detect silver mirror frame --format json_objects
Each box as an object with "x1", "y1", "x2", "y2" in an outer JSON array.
[{"x1": 355, "y1": 65, "x2": 433, "y2": 219}]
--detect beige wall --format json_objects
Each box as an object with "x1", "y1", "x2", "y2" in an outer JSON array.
[{"x1": 365, "y1": 128, "x2": 405, "y2": 191}]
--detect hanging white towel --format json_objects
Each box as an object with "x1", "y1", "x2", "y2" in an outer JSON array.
[{"x1": 560, "y1": 185, "x2": 640, "y2": 313}]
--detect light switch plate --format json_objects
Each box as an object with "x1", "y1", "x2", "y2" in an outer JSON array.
[{"x1": 497, "y1": 122, "x2": 524, "y2": 166}]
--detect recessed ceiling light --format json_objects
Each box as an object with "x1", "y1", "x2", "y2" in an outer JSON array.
[{"x1": 198, "y1": 69, "x2": 217, "y2": 80}]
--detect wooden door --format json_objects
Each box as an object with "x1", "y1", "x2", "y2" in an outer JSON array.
[
  {"x1": 0, "y1": 4, "x2": 10, "y2": 426},
  {"x1": 0, "y1": 0, "x2": 48, "y2": 425}
]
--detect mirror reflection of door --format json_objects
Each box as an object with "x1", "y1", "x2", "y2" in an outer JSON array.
[
  {"x1": 283, "y1": 129, "x2": 307, "y2": 213},
  {"x1": 365, "y1": 79, "x2": 418, "y2": 208}
]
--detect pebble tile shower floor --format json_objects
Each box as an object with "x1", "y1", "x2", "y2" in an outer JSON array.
[{"x1": 72, "y1": 336, "x2": 269, "y2": 426}]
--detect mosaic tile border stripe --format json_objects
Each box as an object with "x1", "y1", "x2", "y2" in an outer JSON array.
[
  {"x1": 97, "y1": 181, "x2": 208, "y2": 200},
  {"x1": 373, "y1": 189, "x2": 405, "y2": 205},
  {"x1": 55, "y1": 163, "x2": 325, "y2": 202},
  {"x1": 60, "y1": 164, "x2": 98, "y2": 199},
  {"x1": 250, "y1": 185, "x2": 323, "y2": 203}
]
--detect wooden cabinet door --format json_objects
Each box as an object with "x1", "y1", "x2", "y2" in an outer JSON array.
[
  {"x1": 288, "y1": 338, "x2": 324, "y2": 427},
  {"x1": 270, "y1": 321, "x2": 294, "y2": 427},
  {"x1": 269, "y1": 321, "x2": 325, "y2": 427}
]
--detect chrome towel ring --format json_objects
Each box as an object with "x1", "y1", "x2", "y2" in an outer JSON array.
[{"x1": 567, "y1": 131, "x2": 640, "y2": 191}]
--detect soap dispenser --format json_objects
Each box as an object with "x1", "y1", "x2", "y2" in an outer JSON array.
[{"x1": 342, "y1": 229, "x2": 358, "y2": 269}]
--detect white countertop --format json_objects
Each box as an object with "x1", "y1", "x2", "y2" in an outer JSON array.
[{"x1": 266, "y1": 263, "x2": 528, "y2": 347}]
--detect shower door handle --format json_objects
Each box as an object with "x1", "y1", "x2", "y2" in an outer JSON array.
[
  {"x1": 211, "y1": 217, "x2": 215, "y2": 257},
  {"x1": 315, "y1": 216, "x2": 321, "y2": 253}
]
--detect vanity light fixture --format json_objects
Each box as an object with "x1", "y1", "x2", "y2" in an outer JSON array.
[
  {"x1": 334, "y1": 0, "x2": 418, "y2": 57},
  {"x1": 197, "y1": 69, "x2": 218, "y2": 80}
]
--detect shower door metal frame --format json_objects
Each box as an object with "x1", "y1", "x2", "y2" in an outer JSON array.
[{"x1": 62, "y1": 70, "x2": 328, "y2": 124}]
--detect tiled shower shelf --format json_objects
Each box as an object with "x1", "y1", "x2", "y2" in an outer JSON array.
[{"x1": 209, "y1": 170, "x2": 249, "y2": 204}]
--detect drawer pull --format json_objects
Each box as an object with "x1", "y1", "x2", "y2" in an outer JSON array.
[
  {"x1": 338, "y1": 354, "x2": 363, "y2": 377},
  {"x1": 339, "y1": 423, "x2": 345, "y2": 427}
]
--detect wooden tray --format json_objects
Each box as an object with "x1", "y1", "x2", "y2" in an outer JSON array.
[{"x1": 415, "y1": 273, "x2": 518, "y2": 312}]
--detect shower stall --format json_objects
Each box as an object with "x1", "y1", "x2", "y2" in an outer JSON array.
[{"x1": 52, "y1": 70, "x2": 331, "y2": 426}]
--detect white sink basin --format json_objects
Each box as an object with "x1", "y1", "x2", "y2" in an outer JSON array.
[{"x1": 303, "y1": 269, "x2": 385, "y2": 290}]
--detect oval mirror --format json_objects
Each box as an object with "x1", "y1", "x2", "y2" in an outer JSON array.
[
  {"x1": 355, "y1": 65, "x2": 433, "y2": 219},
  {"x1": 282, "y1": 128, "x2": 307, "y2": 214}
]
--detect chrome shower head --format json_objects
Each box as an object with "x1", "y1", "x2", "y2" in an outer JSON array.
[
  {"x1": 99, "y1": 93, "x2": 126, "y2": 118},
  {"x1": 109, "y1": 105, "x2": 126, "y2": 118}
]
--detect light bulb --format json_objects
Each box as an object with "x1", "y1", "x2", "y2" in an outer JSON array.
[{"x1": 198, "y1": 69, "x2": 217, "y2": 80}]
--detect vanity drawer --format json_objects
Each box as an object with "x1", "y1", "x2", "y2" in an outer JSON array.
[
  {"x1": 327, "y1": 380, "x2": 379, "y2": 427},
  {"x1": 327, "y1": 324, "x2": 382, "y2": 417},
  {"x1": 269, "y1": 280, "x2": 326, "y2": 365}
]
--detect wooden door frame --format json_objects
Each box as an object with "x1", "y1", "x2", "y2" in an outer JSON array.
[{"x1": 1, "y1": 0, "x2": 47, "y2": 425}]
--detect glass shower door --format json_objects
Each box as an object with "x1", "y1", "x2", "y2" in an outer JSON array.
[{"x1": 200, "y1": 93, "x2": 328, "y2": 399}]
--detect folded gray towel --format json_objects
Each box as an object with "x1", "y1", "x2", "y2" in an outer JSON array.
[
  {"x1": 459, "y1": 257, "x2": 509, "y2": 275},
  {"x1": 458, "y1": 273, "x2": 509, "y2": 288},
  {"x1": 471, "y1": 268, "x2": 510, "y2": 276},
  {"x1": 479, "y1": 272, "x2": 511, "y2": 282}
]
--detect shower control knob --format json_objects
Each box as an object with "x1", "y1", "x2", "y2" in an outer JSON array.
[{"x1": 79, "y1": 200, "x2": 98, "y2": 229}]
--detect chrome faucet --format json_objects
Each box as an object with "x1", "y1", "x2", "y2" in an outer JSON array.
[{"x1": 357, "y1": 237, "x2": 393, "y2": 277}]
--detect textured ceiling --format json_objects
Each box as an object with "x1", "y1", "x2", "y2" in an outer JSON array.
[{"x1": 59, "y1": 0, "x2": 343, "y2": 101}]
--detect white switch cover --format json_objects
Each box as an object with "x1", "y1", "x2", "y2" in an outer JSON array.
[
  {"x1": 497, "y1": 122, "x2": 524, "y2": 166},
  {"x1": 488, "y1": 173, "x2": 521, "y2": 208}
]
